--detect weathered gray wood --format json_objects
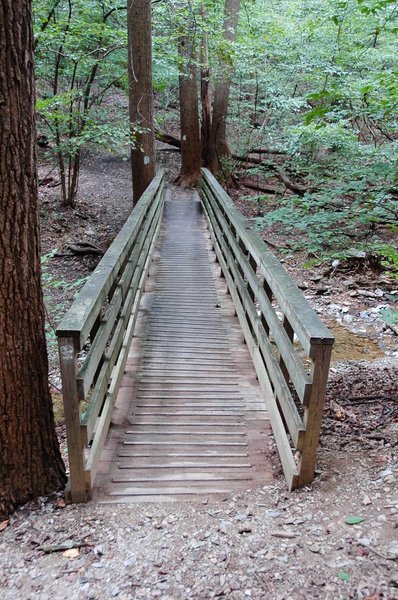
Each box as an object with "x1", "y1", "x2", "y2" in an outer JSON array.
[
  {"x1": 57, "y1": 170, "x2": 164, "y2": 347},
  {"x1": 295, "y1": 343, "x2": 333, "y2": 488},
  {"x1": 202, "y1": 171, "x2": 334, "y2": 352},
  {"x1": 84, "y1": 195, "x2": 164, "y2": 486},
  {"x1": 82, "y1": 200, "x2": 162, "y2": 440},
  {"x1": 58, "y1": 337, "x2": 88, "y2": 503},
  {"x1": 205, "y1": 210, "x2": 299, "y2": 484},
  {"x1": 57, "y1": 173, "x2": 164, "y2": 500},
  {"x1": 202, "y1": 169, "x2": 334, "y2": 490},
  {"x1": 204, "y1": 204, "x2": 304, "y2": 448},
  {"x1": 202, "y1": 191, "x2": 312, "y2": 404},
  {"x1": 203, "y1": 193, "x2": 309, "y2": 400}
]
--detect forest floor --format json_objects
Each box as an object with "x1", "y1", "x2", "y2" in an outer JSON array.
[{"x1": 0, "y1": 149, "x2": 397, "y2": 599}]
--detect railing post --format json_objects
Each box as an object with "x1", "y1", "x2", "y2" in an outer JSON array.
[
  {"x1": 58, "y1": 336, "x2": 89, "y2": 503},
  {"x1": 296, "y1": 343, "x2": 333, "y2": 488}
]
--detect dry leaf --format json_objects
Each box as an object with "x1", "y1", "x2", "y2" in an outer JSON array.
[
  {"x1": 56, "y1": 498, "x2": 66, "y2": 509},
  {"x1": 63, "y1": 548, "x2": 80, "y2": 559},
  {"x1": 0, "y1": 520, "x2": 9, "y2": 532}
]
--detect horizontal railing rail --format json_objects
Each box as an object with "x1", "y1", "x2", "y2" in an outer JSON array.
[
  {"x1": 201, "y1": 168, "x2": 334, "y2": 489},
  {"x1": 56, "y1": 170, "x2": 165, "y2": 502}
]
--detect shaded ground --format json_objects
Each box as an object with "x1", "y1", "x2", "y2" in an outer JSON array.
[{"x1": 1, "y1": 148, "x2": 396, "y2": 599}]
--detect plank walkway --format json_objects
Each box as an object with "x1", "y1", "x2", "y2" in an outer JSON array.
[{"x1": 93, "y1": 188, "x2": 273, "y2": 502}]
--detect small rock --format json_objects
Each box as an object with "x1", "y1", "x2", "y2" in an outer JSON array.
[
  {"x1": 387, "y1": 540, "x2": 398, "y2": 560},
  {"x1": 93, "y1": 546, "x2": 104, "y2": 557},
  {"x1": 238, "y1": 523, "x2": 252, "y2": 534}
]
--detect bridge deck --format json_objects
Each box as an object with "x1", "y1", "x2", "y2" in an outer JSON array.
[{"x1": 93, "y1": 189, "x2": 273, "y2": 502}]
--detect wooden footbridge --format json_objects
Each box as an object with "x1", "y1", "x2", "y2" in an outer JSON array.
[{"x1": 57, "y1": 169, "x2": 334, "y2": 503}]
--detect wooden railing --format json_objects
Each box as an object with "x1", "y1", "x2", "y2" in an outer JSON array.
[
  {"x1": 201, "y1": 169, "x2": 334, "y2": 490},
  {"x1": 56, "y1": 171, "x2": 165, "y2": 502}
]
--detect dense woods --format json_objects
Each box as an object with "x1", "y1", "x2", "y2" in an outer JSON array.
[
  {"x1": 1, "y1": 0, "x2": 397, "y2": 512},
  {"x1": 0, "y1": 2, "x2": 397, "y2": 596},
  {"x1": 31, "y1": 0, "x2": 398, "y2": 273}
]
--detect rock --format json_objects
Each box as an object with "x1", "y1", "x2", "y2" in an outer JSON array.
[
  {"x1": 238, "y1": 523, "x2": 252, "y2": 534},
  {"x1": 387, "y1": 540, "x2": 398, "y2": 560},
  {"x1": 308, "y1": 543, "x2": 322, "y2": 554}
]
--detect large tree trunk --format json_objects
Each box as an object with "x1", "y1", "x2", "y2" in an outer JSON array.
[
  {"x1": 175, "y1": 35, "x2": 201, "y2": 188},
  {"x1": 208, "y1": 0, "x2": 240, "y2": 176},
  {"x1": 127, "y1": 0, "x2": 156, "y2": 204},
  {"x1": 0, "y1": 0, "x2": 66, "y2": 519}
]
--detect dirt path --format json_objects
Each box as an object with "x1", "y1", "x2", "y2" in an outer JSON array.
[{"x1": 2, "y1": 149, "x2": 396, "y2": 599}]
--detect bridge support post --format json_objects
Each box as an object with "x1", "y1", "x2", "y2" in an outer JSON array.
[
  {"x1": 58, "y1": 336, "x2": 89, "y2": 503},
  {"x1": 296, "y1": 343, "x2": 333, "y2": 487}
]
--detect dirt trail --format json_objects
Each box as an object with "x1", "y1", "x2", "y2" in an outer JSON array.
[{"x1": 1, "y1": 149, "x2": 396, "y2": 599}]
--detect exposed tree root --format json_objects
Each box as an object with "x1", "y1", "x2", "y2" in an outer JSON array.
[{"x1": 174, "y1": 173, "x2": 201, "y2": 188}]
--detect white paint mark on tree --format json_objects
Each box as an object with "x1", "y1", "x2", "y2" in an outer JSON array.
[{"x1": 144, "y1": 155, "x2": 151, "y2": 165}]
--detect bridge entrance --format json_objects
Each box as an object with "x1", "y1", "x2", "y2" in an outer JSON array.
[
  {"x1": 57, "y1": 170, "x2": 333, "y2": 503},
  {"x1": 93, "y1": 188, "x2": 273, "y2": 502}
]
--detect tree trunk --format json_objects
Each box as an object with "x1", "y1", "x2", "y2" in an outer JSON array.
[
  {"x1": 200, "y1": 6, "x2": 212, "y2": 165},
  {"x1": 0, "y1": 0, "x2": 66, "y2": 519},
  {"x1": 208, "y1": 0, "x2": 240, "y2": 176},
  {"x1": 127, "y1": 0, "x2": 156, "y2": 204},
  {"x1": 175, "y1": 35, "x2": 201, "y2": 188}
]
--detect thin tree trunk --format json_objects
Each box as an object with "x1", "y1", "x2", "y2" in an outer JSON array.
[
  {"x1": 0, "y1": 0, "x2": 66, "y2": 519},
  {"x1": 175, "y1": 35, "x2": 201, "y2": 188},
  {"x1": 200, "y1": 6, "x2": 211, "y2": 165},
  {"x1": 127, "y1": 0, "x2": 156, "y2": 204},
  {"x1": 208, "y1": 0, "x2": 240, "y2": 176}
]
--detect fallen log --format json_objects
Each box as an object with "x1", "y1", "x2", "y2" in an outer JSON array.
[
  {"x1": 249, "y1": 147, "x2": 286, "y2": 155},
  {"x1": 275, "y1": 167, "x2": 306, "y2": 196},
  {"x1": 155, "y1": 130, "x2": 181, "y2": 149},
  {"x1": 239, "y1": 179, "x2": 283, "y2": 195}
]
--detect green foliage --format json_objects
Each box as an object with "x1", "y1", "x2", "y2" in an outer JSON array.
[
  {"x1": 34, "y1": 0, "x2": 129, "y2": 206},
  {"x1": 41, "y1": 249, "x2": 88, "y2": 357},
  {"x1": 229, "y1": 0, "x2": 397, "y2": 275}
]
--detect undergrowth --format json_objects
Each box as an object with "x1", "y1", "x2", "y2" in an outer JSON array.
[{"x1": 41, "y1": 249, "x2": 88, "y2": 361}]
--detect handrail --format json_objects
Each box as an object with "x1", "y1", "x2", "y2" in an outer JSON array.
[
  {"x1": 56, "y1": 170, "x2": 165, "y2": 502},
  {"x1": 201, "y1": 168, "x2": 334, "y2": 490}
]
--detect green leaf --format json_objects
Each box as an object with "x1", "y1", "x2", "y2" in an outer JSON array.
[
  {"x1": 337, "y1": 571, "x2": 351, "y2": 582},
  {"x1": 345, "y1": 516, "x2": 366, "y2": 525},
  {"x1": 380, "y1": 308, "x2": 398, "y2": 327}
]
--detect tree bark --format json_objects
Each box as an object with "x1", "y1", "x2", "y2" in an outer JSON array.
[
  {"x1": 200, "y1": 6, "x2": 212, "y2": 165},
  {"x1": 175, "y1": 35, "x2": 201, "y2": 188},
  {"x1": 208, "y1": 0, "x2": 240, "y2": 176},
  {"x1": 0, "y1": 0, "x2": 66, "y2": 519},
  {"x1": 127, "y1": 0, "x2": 156, "y2": 204}
]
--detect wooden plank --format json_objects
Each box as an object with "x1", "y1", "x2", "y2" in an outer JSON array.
[
  {"x1": 201, "y1": 171, "x2": 334, "y2": 352},
  {"x1": 203, "y1": 196, "x2": 305, "y2": 446},
  {"x1": 58, "y1": 337, "x2": 88, "y2": 503},
  {"x1": 57, "y1": 170, "x2": 164, "y2": 346},
  {"x1": 84, "y1": 200, "x2": 164, "y2": 487},
  {"x1": 92, "y1": 187, "x2": 273, "y2": 502},
  {"x1": 295, "y1": 343, "x2": 333, "y2": 488},
  {"x1": 204, "y1": 197, "x2": 302, "y2": 478},
  {"x1": 202, "y1": 191, "x2": 312, "y2": 404},
  {"x1": 77, "y1": 192, "x2": 162, "y2": 398}
]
